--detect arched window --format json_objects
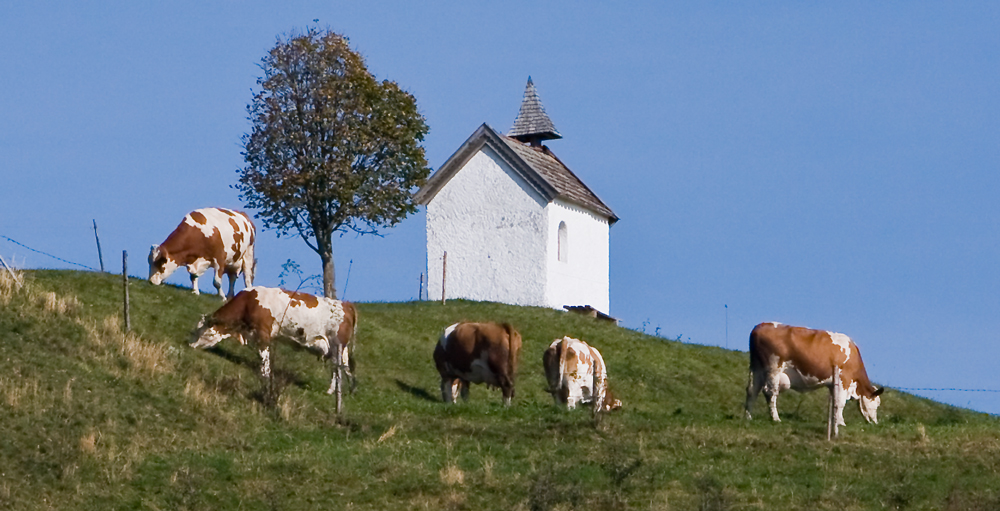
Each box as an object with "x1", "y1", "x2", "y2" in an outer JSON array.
[{"x1": 557, "y1": 221, "x2": 568, "y2": 263}]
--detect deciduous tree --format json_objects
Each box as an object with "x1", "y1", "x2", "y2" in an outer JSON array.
[{"x1": 238, "y1": 29, "x2": 430, "y2": 298}]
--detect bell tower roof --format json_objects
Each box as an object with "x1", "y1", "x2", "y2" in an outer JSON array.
[{"x1": 507, "y1": 77, "x2": 561, "y2": 145}]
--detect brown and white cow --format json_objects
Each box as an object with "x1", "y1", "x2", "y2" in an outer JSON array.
[
  {"x1": 745, "y1": 322, "x2": 883, "y2": 426},
  {"x1": 433, "y1": 322, "x2": 521, "y2": 406},
  {"x1": 190, "y1": 286, "x2": 357, "y2": 396},
  {"x1": 149, "y1": 207, "x2": 256, "y2": 299},
  {"x1": 543, "y1": 336, "x2": 622, "y2": 412}
]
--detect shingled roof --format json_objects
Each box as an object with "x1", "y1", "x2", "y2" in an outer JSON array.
[
  {"x1": 508, "y1": 77, "x2": 561, "y2": 144},
  {"x1": 415, "y1": 124, "x2": 618, "y2": 224}
]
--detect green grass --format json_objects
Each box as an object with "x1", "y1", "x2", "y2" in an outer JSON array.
[{"x1": 1, "y1": 269, "x2": 998, "y2": 510}]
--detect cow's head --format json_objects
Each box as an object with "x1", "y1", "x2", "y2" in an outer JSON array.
[
  {"x1": 148, "y1": 245, "x2": 178, "y2": 285},
  {"x1": 859, "y1": 386, "x2": 884, "y2": 424},
  {"x1": 600, "y1": 388, "x2": 623, "y2": 412},
  {"x1": 190, "y1": 315, "x2": 228, "y2": 349}
]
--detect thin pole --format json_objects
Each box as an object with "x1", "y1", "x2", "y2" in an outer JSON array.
[
  {"x1": 827, "y1": 390, "x2": 834, "y2": 441},
  {"x1": 122, "y1": 250, "x2": 130, "y2": 332},
  {"x1": 341, "y1": 259, "x2": 353, "y2": 299},
  {"x1": 725, "y1": 304, "x2": 728, "y2": 350},
  {"x1": 441, "y1": 251, "x2": 447, "y2": 305},
  {"x1": 0, "y1": 253, "x2": 22, "y2": 290},
  {"x1": 419, "y1": 272, "x2": 424, "y2": 301},
  {"x1": 93, "y1": 220, "x2": 105, "y2": 273},
  {"x1": 833, "y1": 365, "x2": 841, "y2": 439},
  {"x1": 828, "y1": 365, "x2": 841, "y2": 441}
]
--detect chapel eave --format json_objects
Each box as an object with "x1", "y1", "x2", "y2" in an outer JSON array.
[{"x1": 416, "y1": 123, "x2": 618, "y2": 225}]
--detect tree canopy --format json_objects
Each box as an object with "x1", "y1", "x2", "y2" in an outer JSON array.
[{"x1": 238, "y1": 29, "x2": 430, "y2": 298}]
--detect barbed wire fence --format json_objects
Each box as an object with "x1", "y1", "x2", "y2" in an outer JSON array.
[
  {"x1": 5, "y1": 233, "x2": 1000, "y2": 397},
  {"x1": 893, "y1": 387, "x2": 1000, "y2": 393},
  {"x1": 1, "y1": 235, "x2": 99, "y2": 271}
]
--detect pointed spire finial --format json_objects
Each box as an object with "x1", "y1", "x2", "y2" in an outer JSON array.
[{"x1": 508, "y1": 77, "x2": 561, "y2": 145}]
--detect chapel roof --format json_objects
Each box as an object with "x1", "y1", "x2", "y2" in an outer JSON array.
[
  {"x1": 415, "y1": 123, "x2": 618, "y2": 224},
  {"x1": 507, "y1": 77, "x2": 562, "y2": 144}
]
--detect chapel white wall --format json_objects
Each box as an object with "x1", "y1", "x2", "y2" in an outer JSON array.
[
  {"x1": 425, "y1": 147, "x2": 549, "y2": 306},
  {"x1": 544, "y1": 198, "x2": 610, "y2": 313}
]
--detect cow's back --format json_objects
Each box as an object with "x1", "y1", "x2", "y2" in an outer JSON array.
[
  {"x1": 436, "y1": 322, "x2": 517, "y2": 379},
  {"x1": 750, "y1": 323, "x2": 855, "y2": 384},
  {"x1": 161, "y1": 208, "x2": 253, "y2": 264},
  {"x1": 209, "y1": 288, "x2": 275, "y2": 332},
  {"x1": 262, "y1": 290, "x2": 347, "y2": 342}
]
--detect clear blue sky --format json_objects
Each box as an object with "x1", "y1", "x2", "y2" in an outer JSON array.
[{"x1": 3, "y1": 2, "x2": 999, "y2": 414}]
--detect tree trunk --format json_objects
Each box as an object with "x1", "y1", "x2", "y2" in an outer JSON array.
[{"x1": 318, "y1": 240, "x2": 337, "y2": 299}]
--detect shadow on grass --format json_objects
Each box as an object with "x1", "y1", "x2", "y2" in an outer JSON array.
[
  {"x1": 203, "y1": 345, "x2": 309, "y2": 390},
  {"x1": 204, "y1": 345, "x2": 256, "y2": 368},
  {"x1": 395, "y1": 379, "x2": 438, "y2": 403}
]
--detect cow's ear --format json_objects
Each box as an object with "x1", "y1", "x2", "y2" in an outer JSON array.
[{"x1": 872, "y1": 386, "x2": 885, "y2": 397}]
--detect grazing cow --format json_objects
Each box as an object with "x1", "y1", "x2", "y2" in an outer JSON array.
[
  {"x1": 190, "y1": 287, "x2": 357, "y2": 396},
  {"x1": 543, "y1": 336, "x2": 622, "y2": 412},
  {"x1": 745, "y1": 322, "x2": 883, "y2": 426},
  {"x1": 149, "y1": 207, "x2": 256, "y2": 299},
  {"x1": 433, "y1": 322, "x2": 521, "y2": 406}
]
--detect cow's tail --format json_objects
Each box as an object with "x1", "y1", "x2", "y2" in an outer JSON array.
[
  {"x1": 557, "y1": 337, "x2": 569, "y2": 394},
  {"x1": 745, "y1": 326, "x2": 767, "y2": 419},
  {"x1": 345, "y1": 302, "x2": 358, "y2": 392},
  {"x1": 503, "y1": 323, "x2": 520, "y2": 377},
  {"x1": 591, "y1": 345, "x2": 608, "y2": 414}
]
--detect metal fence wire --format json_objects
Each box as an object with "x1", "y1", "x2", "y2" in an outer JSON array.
[{"x1": 1, "y1": 235, "x2": 98, "y2": 271}]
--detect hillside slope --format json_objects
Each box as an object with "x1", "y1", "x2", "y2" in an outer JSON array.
[{"x1": 1, "y1": 270, "x2": 998, "y2": 510}]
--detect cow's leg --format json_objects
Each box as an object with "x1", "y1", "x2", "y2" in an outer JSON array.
[
  {"x1": 346, "y1": 342, "x2": 357, "y2": 394},
  {"x1": 592, "y1": 367, "x2": 608, "y2": 413},
  {"x1": 325, "y1": 341, "x2": 352, "y2": 396},
  {"x1": 499, "y1": 375, "x2": 514, "y2": 407},
  {"x1": 226, "y1": 269, "x2": 238, "y2": 299},
  {"x1": 764, "y1": 370, "x2": 782, "y2": 422},
  {"x1": 459, "y1": 380, "x2": 470, "y2": 402},
  {"x1": 565, "y1": 384, "x2": 579, "y2": 410},
  {"x1": 213, "y1": 268, "x2": 225, "y2": 299},
  {"x1": 745, "y1": 369, "x2": 766, "y2": 420},
  {"x1": 187, "y1": 259, "x2": 213, "y2": 295},
  {"x1": 244, "y1": 257, "x2": 256, "y2": 288},
  {"x1": 259, "y1": 346, "x2": 271, "y2": 379},
  {"x1": 441, "y1": 378, "x2": 456, "y2": 404},
  {"x1": 833, "y1": 370, "x2": 848, "y2": 428}
]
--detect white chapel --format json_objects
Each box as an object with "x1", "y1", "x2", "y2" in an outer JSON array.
[{"x1": 416, "y1": 78, "x2": 618, "y2": 314}]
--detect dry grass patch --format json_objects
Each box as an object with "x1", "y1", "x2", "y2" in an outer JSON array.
[
  {"x1": 378, "y1": 424, "x2": 399, "y2": 443},
  {"x1": 440, "y1": 463, "x2": 465, "y2": 486},
  {"x1": 278, "y1": 394, "x2": 305, "y2": 422},
  {"x1": 184, "y1": 378, "x2": 229, "y2": 408},
  {"x1": 38, "y1": 290, "x2": 79, "y2": 315},
  {"x1": 83, "y1": 315, "x2": 172, "y2": 377},
  {"x1": 0, "y1": 375, "x2": 40, "y2": 408},
  {"x1": 0, "y1": 266, "x2": 24, "y2": 304},
  {"x1": 89, "y1": 431, "x2": 156, "y2": 484},
  {"x1": 79, "y1": 431, "x2": 97, "y2": 456}
]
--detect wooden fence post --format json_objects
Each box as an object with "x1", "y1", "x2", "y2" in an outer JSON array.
[
  {"x1": 122, "y1": 250, "x2": 130, "y2": 332},
  {"x1": 827, "y1": 389, "x2": 834, "y2": 441},
  {"x1": 441, "y1": 251, "x2": 447, "y2": 305},
  {"x1": 93, "y1": 220, "x2": 105, "y2": 273},
  {"x1": 828, "y1": 365, "x2": 841, "y2": 441},
  {"x1": 335, "y1": 345, "x2": 344, "y2": 415}
]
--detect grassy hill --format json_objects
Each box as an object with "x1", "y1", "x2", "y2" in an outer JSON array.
[{"x1": 1, "y1": 269, "x2": 998, "y2": 510}]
